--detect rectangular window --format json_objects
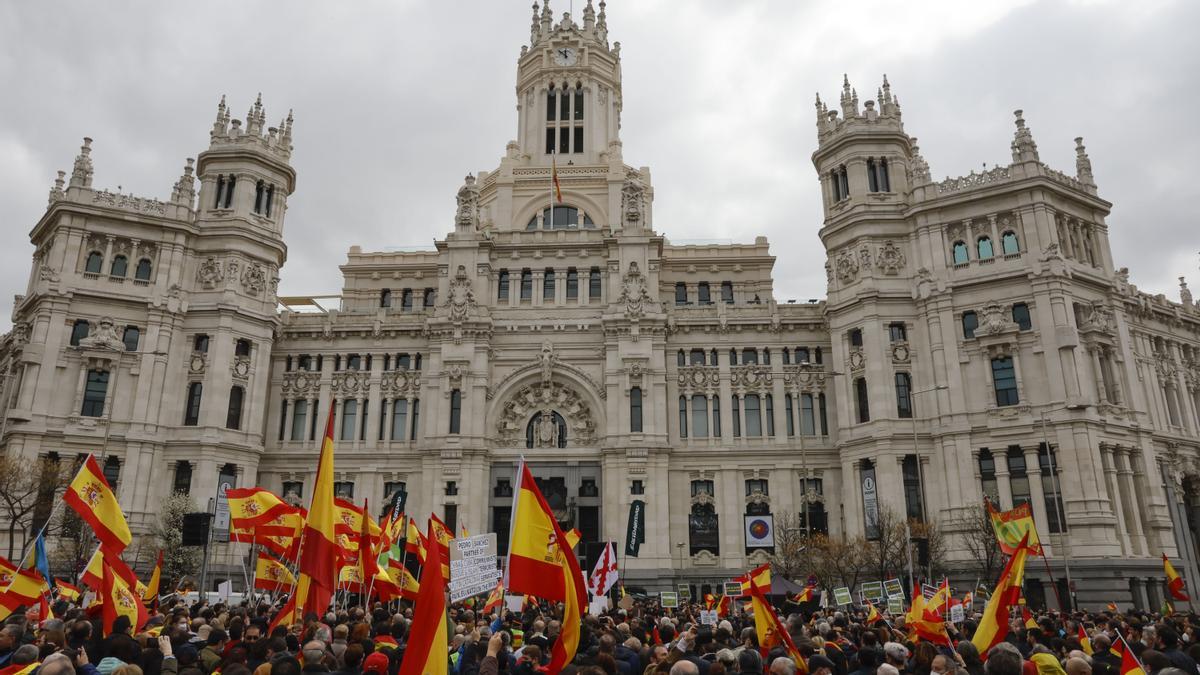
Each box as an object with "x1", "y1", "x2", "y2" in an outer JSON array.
[
  {"x1": 800, "y1": 393, "x2": 816, "y2": 436},
  {"x1": 333, "y1": 481, "x2": 355, "y2": 499},
  {"x1": 498, "y1": 270, "x2": 509, "y2": 301},
  {"x1": 573, "y1": 126, "x2": 584, "y2": 154},
  {"x1": 226, "y1": 386, "x2": 244, "y2": 430},
  {"x1": 746, "y1": 479, "x2": 769, "y2": 497},
  {"x1": 545, "y1": 128, "x2": 555, "y2": 154},
  {"x1": 360, "y1": 401, "x2": 368, "y2": 441},
  {"x1": 566, "y1": 268, "x2": 578, "y2": 299},
  {"x1": 962, "y1": 311, "x2": 978, "y2": 339},
  {"x1": 895, "y1": 372, "x2": 913, "y2": 419},
  {"x1": 293, "y1": 399, "x2": 312, "y2": 440},
  {"x1": 401, "y1": 289, "x2": 413, "y2": 311},
  {"x1": 1012, "y1": 303, "x2": 1032, "y2": 331},
  {"x1": 520, "y1": 269, "x2": 533, "y2": 300},
  {"x1": 902, "y1": 454, "x2": 924, "y2": 521},
  {"x1": 630, "y1": 387, "x2": 643, "y2": 433},
  {"x1": 173, "y1": 462, "x2": 192, "y2": 495},
  {"x1": 991, "y1": 357, "x2": 1019, "y2": 406},
  {"x1": 410, "y1": 398, "x2": 420, "y2": 440},
  {"x1": 1008, "y1": 447, "x2": 1031, "y2": 509},
  {"x1": 732, "y1": 395, "x2": 741, "y2": 437},
  {"x1": 741, "y1": 348, "x2": 758, "y2": 365},
  {"x1": 678, "y1": 396, "x2": 687, "y2": 439},
  {"x1": 698, "y1": 282, "x2": 711, "y2": 304},
  {"x1": 184, "y1": 382, "x2": 202, "y2": 426},
  {"x1": 543, "y1": 269, "x2": 556, "y2": 301},
  {"x1": 391, "y1": 399, "x2": 409, "y2": 441},
  {"x1": 689, "y1": 349, "x2": 706, "y2": 366},
  {"x1": 449, "y1": 389, "x2": 462, "y2": 434},
  {"x1": 81, "y1": 370, "x2": 109, "y2": 417},
  {"x1": 850, "y1": 328, "x2": 864, "y2": 347},
  {"x1": 341, "y1": 399, "x2": 357, "y2": 441},
  {"x1": 721, "y1": 281, "x2": 734, "y2": 304},
  {"x1": 70, "y1": 320, "x2": 90, "y2": 346},
  {"x1": 278, "y1": 399, "x2": 288, "y2": 440},
  {"x1": 765, "y1": 394, "x2": 775, "y2": 436},
  {"x1": 818, "y1": 393, "x2": 828, "y2": 435},
  {"x1": 744, "y1": 394, "x2": 762, "y2": 437},
  {"x1": 691, "y1": 396, "x2": 709, "y2": 438},
  {"x1": 784, "y1": 394, "x2": 795, "y2": 436},
  {"x1": 979, "y1": 450, "x2": 999, "y2": 504},
  {"x1": 1038, "y1": 445, "x2": 1066, "y2": 534},
  {"x1": 379, "y1": 399, "x2": 387, "y2": 440},
  {"x1": 122, "y1": 326, "x2": 140, "y2": 352},
  {"x1": 559, "y1": 126, "x2": 569, "y2": 154},
  {"x1": 795, "y1": 347, "x2": 810, "y2": 364},
  {"x1": 589, "y1": 267, "x2": 602, "y2": 300},
  {"x1": 675, "y1": 283, "x2": 688, "y2": 306},
  {"x1": 423, "y1": 288, "x2": 435, "y2": 307},
  {"x1": 193, "y1": 334, "x2": 209, "y2": 353},
  {"x1": 889, "y1": 322, "x2": 907, "y2": 342},
  {"x1": 444, "y1": 504, "x2": 458, "y2": 534},
  {"x1": 855, "y1": 377, "x2": 870, "y2": 423},
  {"x1": 282, "y1": 481, "x2": 303, "y2": 501},
  {"x1": 573, "y1": 88, "x2": 584, "y2": 120},
  {"x1": 712, "y1": 396, "x2": 721, "y2": 438}
]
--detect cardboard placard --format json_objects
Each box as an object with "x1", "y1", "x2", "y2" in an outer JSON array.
[
  {"x1": 833, "y1": 586, "x2": 853, "y2": 607},
  {"x1": 724, "y1": 581, "x2": 743, "y2": 597},
  {"x1": 677, "y1": 584, "x2": 691, "y2": 600},
  {"x1": 887, "y1": 595, "x2": 904, "y2": 616},
  {"x1": 883, "y1": 578, "x2": 905, "y2": 598},
  {"x1": 700, "y1": 610, "x2": 719, "y2": 626},
  {"x1": 505, "y1": 596, "x2": 524, "y2": 613},
  {"x1": 449, "y1": 533, "x2": 500, "y2": 602},
  {"x1": 950, "y1": 603, "x2": 965, "y2": 624},
  {"x1": 861, "y1": 581, "x2": 885, "y2": 602},
  {"x1": 660, "y1": 591, "x2": 679, "y2": 608},
  {"x1": 589, "y1": 597, "x2": 609, "y2": 616}
]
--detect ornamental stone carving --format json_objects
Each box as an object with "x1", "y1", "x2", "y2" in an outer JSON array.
[
  {"x1": 331, "y1": 371, "x2": 366, "y2": 395},
  {"x1": 380, "y1": 369, "x2": 421, "y2": 398},
  {"x1": 621, "y1": 169, "x2": 646, "y2": 228},
  {"x1": 783, "y1": 365, "x2": 827, "y2": 390},
  {"x1": 835, "y1": 250, "x2": 859, "y2": 284},
  {"x1": 891, "y1": 342, "x2": 910, "y2": 363},
  {"x1": 242, "y1": 263, "x2": 266, "y2": 296},
  {"x1": 443, "y1": 265, "x2": 477, "y2": 323},
  {"x1": 533, "y1": 408, "x2": 561, "y2": 448},
  {"x1": 1080, "y1": 301, "x2": 1114, "y2": 334},
  {"x1": 847, "y1": 347, "x2": 866, "y2": 372},
  {"x1": 78, "y1": 317, "x2": 124, "y2": 351},
  {"x1": 974, "y1": 301, "x2": 1018, "y2": 337},
  {"x1": 197, "y1": 257, "x2": 223, "y2": 289},
  {"x1": 678, "y1": 366, "x2": 720, "y2": 392},
  {"x1": 618, "y1": 262, "x2": 653, "y2": 319},
  {"x1": 730, "y1": 365, "x2": 773, "y2": 391},
  {"x1": 231, "y1": 356, "x2": 251, "y2": 380},
  {"x1": 282, "y1": 371, "x2": 319, "y2": 395},
  {"x1": 495, "y1": 380, "x2": 598, "y2": 447},
  {"x1": 876, "y1": 240, "x2": 906, "y2": 275},
  {"x1": 537, "y1": 341, "x2": 557, "y2": 386},
  {"x1": 455, "y1": 174, "x2": 480, "y2": 229}
]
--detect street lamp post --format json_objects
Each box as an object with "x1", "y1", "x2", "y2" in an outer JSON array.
[
  {"x1": 909, "y1": 384, "x2": 949, "y2": 585},
  {"x1": 1039, "y1": 403, "x2": 1087, "y2": 611}
]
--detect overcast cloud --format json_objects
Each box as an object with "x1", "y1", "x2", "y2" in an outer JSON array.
[{"x1": 1, "y1": 0, "x2": 1197, "y2": 330}]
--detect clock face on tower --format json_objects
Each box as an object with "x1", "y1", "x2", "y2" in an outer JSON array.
[{"x1": 553, "y1": 47, "x2": 577, "y2": 66}]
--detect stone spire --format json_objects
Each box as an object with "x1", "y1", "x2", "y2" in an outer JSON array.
[
  {"x1": 48, "y1": 170, "x2": 66, "y2": 204},
  {"x1": 1075, "y1": 136, "x2": 1095, "y2": 186},
  {"x1": 1181, "y1": 277, "x2": 1194, "y2": 306},
  {"x1": 171, "y1": 158, "x2": 197, "y2": 207},
  {"x1": 246, "y1": 93, "x2": 265, "y2": 136},
  {"x1": 583, "y1": 0, "x2": 595, "y2": 31},
  {"x1": 541, "y1": 0, "x2": 553, "y2": 37},
  {"x1": 839, "y1": 74, "x2": 859, "y2": 118},
  {"x1": 530, "y1": 2, "x2": 541, "y2": 45},
  {"x1": 1010, "y1": 109, "x2": 1040, "y2": 163},
  {"x1": 879, "y1": 74, "x2": 900, "y2": 117},
  {"x1": 212, "y1": 94, "x2": 230, "y2": 138},
  {"x1": 69, "y1": 137, "x2": 94, "y2": 188},
  {"x1": 596, "y1": 0, "x2": 608, "y2": 43},
  {"x1": 815, "y1": 92, "x2": 829, "y2": 133},
  {"x1": 909, "y1": 137, "x2": 931, "y2": 185}
]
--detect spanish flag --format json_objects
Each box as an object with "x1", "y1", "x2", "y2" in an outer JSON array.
[
  {"x1": 143, "y1": 550, "x2": 163, "y2": 606},
  {"x1": 905, "y1": 587, "x2": 952, "y2": 647},
  {"x1": 0, "y1": 558, "x2": 15, "y2": 590},
  {"x1": 63, "y1": 454, "x2": 132, "y2": 554},
  {"x1": 398, "y1": 566, "x2": 420, "y2": 602},
  {"x1": 1021, "y1": 604, "x2": 1038, "y2": 629},
  {"x1": 272, "y1": 403, "x2": 339, "y2": 629},
  {"x1": 865, "y1": 599, "x2": 883, "y2": 625},
  {"x1": 737, "y1": 563, "x2": 771, "y2": 596},
  {"x1": 1163, "y1": 553, "x2": 1190, "y2": 601},
  {"x1": 0, "y1": 567, "x2": 50, "y2": 621},
  {"x1": 398, "y1": 518, "x2": 448, "y2": 675},
  {"x1": 55, "y1": 580, "x2": 81, "y2": 603},
  {"x1": 928, "y1": 579, "x2": 951, "y2": 614},
  {"x1": 482, "y1": 580, "x2": 504, "y2": 615},
  {"x1": 986, "y1": 497, "x2": 1043, "y2": 557},
  {"x1": 792, "y1": 583, "x2": 815, "y2": 604},
  {"x1": 1078, "y1": 625, "x2": 1093, "y2": 655},
  {"x1": 506, "y1": 461, "x2": 586, "y2": 674},
  {"x1": 79, "y1": 547, "x2": 137, "y2": 591},
  {"x1": 0, "y1": 662, "x2": 41, "y2": 675},
  {"x1": 748, "y1": 578, "x2": 808, "y2": 674},
  {"x1": 100, "y1": 558, "x2": 147, "y2": 635},
  {"x1": 227, "y1": 487, "x2": 293, "y2": 529},
  {"x1": 1106, "y1": 602, "x2": 1118, "y2": 612},
  {"x1": 972, "y1": 532, "x2": 1032, "y2": 654},
  {"x1": 356, "y1": 499, "x2": 379, "y2": 599},
  {"x1": 1114, "y1": 634, "x2": 1147, "y2": 675},
  {"x1": 254, "y1": 553, "x2": 296, "y2": 592},
  {"x1": 551, "y1": 152, "x2": 563, "y2": 204}
]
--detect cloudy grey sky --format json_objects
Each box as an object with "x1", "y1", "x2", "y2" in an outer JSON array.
[{"x1": 1, "y1": 0, "x2": 1197, "y2": 328}]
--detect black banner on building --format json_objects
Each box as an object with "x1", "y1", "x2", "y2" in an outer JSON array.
[{"x1": 625, "y1": 500, "x2": 646, "y2": 557}]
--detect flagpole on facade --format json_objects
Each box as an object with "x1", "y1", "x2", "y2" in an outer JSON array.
[{"x1": 549, "y1": 149, "x2": 555, "y2": 231}]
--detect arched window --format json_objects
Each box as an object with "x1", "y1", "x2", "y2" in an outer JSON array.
[
  {"x1": 254, "y1": 180, "x2": 266, "y2": 213},
  {"x1": 588, "y1": 267, "x2": 601, "y2": 300},
  {"x1": 977, "y1": 236, "x2": 994, "y2": 259},
  {"x1": 226, "y1": 386, "x2": 244, "y2": 430},
  {"x1": 121, "y1": 326, "x2": 139, "y2": 352},
  {"x1": 265, "y1": 185, "x2": 275, "y2": 217},
  {"x1": 566, "y1": 268, "x2": 578, "y2": 299},
  {"x1": 525, "y1": 411, "x2": 567, "y2": 448},
  {"x1": 677, "y1": 350, "x2": 686, "y2": 367},
  {"x1": 109, "y1": 255, "x2": 127, "y2": 277},
  {"x1": 223, "y1": 174, "x2": 236, "y2": 208},
  {"x1": 782, "y1": 348, "x2": 791, "y2": 364},
  {"x1": 520, "y1": 270, "x2": 532, "y2": 301},
  {"x1": 962, "y1": 311, "x2": 978, "y2": 339},
  {"x1": 497, "y1": 270, "x2": 509, "y2": 301},
  {"x1": 895, "y1": 372, "x2": 913, "y2": 419},
  {"x1": 81, "y1": 370, "x2": 109, "y2": 417},
  {"x1": 401, "y1": 288, "x2": 413, "y2": 311},
  {"x1": 526, "y1": 206, "x2": 594, "y2": 230},
  {"x1": 710, "y1": 348, "x2": 718, "y2": 366},
  {"x1": 134, "y1": 258, "x2": 152, "y2": 281},
  {"x1": 831, "y1": 165, "x2": 850, "y2": 201},
  {"x1": 854, "y1": 377, "x2": 870, "y2": 423},
  {"x1": 214, "y1": 175, "x2": 225, "y2": 209},
  {"x1": 763, "y1": 348, "x2": 771, "y2": 365},
  {"x1": 678, "y1": 396, "x2": 688, "y2": 439},
  {"x1": 1001, "y1": 231, "x2": 1020, "y2": 255},
  {"x1": 952, "y1": 241, "x2": 969, "y2": 265},
  {"x1": 765, "y1": 394, "x2": 775, "y2": 436},
  {"x1": 184, "y1": 382, "x2": 203, "y2": 426},
  {"x1": 84, "y1": 251, "x2": 103, "y2": 274},
  {"x1": 235, "y1": 339, "x2": 252, "y2": 357},
  {"x1": 849, "y1": 329, "x2": 863, "y2": 347},
  {"x1": 800, "y1": 393, "x2": 816, "y2": 435},
  {"x1": 784, "y1": 394, "x2": 795, "y2": 436}
]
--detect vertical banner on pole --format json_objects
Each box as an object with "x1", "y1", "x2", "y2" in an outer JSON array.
[{"x1": 214, "y1": 466, "x2": 237, "y2": 544}]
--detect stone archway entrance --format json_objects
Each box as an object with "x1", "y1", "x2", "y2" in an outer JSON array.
[{"x1": 495, "y1": 380, "x2": 598, "y2": 448}]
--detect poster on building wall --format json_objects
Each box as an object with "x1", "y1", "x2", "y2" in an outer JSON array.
[
  {"x1": 744, "y1": 514, "x2": 775, "y2": 548},
  {"x1": 861, "y1": 466, "x2": 879, "y2": 540},
  {"x1": 625, "y1": 500, "x2": 645, "y2": 557},
  {"x1": 213, "y1": 466, "x2": 237, "y2": 543}
]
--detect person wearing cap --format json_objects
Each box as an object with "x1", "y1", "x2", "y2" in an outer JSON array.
[
  {"x1": 809, "y1": 654, "x2": 837, "y2": 675},
  {"x1": 361, "y1": 652, "x2": 389, "y2": 675},
  {"x1": 884, "y1": 643, "x2": 910, "y2": 674}
]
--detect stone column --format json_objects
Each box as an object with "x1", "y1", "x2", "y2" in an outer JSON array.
[
  {"x1": 1023, "y1": 446, "x2": 1052, "y2": 541},
  {"x1": 103, "y1": 235, "x2": 115, "y2": 272},
  {"x1": 1099, "y1": 443, "x2": 1131, "y2": 555},
  {"x1": 356, "y1": 396, "x2": 366, "y2": 442},
  {"x1": 283, "y1": 397, "x2": 295, "y2": 441},
  {"x1": 533, "y1": 270, "x2": 544, "y2": 307},
  {"x1": 994, "y1": 454, "x2": 1013, "y2": 510},
  {"x1": 1115, "y1": 447, "x2": 1147, "y2": 555},
  {"x1": 383, "y1": 396, "x2": 394, "y2": 444},
  {"x1": 1090, "y1": 346, "x2": 1108, "y2": 404}
]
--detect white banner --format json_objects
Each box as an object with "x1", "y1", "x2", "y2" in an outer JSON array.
[{"x1": 744, "y1": 514, "x2": 775, "y2": 548}]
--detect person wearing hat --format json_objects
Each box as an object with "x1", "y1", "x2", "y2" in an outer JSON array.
[
  {"x1": 361, "y1": 652, "x2": 389, "y2": 675},
  {"x1": 809, "y1": 654, "x2": 837, "y2": 675}
]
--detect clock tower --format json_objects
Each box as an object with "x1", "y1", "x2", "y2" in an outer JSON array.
[{"x1": 514, "y1": 0, "x2": 623, "y2": 166}]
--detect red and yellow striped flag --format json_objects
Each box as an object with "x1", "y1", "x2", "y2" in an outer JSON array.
[
  {"x1": 55, "y1": 580, "x2": 81, "y2": 603},
  {"x1": 973, "y1": 533, "x2": 1032, "y2": 654},
  {"x1": 143, "y1": 550, "x2": 163, "y2": 606},
  {"x1": 398, "y1": 518, "x2": 449, "y2": 675},
  {"x1": 226, "y1": 487, "x2": 292, "y2": 529},
  {"x1": 737, "y1": 563, "x2": 771, "y2": 596},
  {"x1": 1163, "y1": 553, "x2": 1190, "y2": 601},
  {"x1": 1078, "y1": 624, "x2": 1093, "y2": 655},
  {"x1": 551, "y1": 153, "x2": 563, "y2": 203},
  {"x1": 749, "y1": 577, "x2": 808, "y2": 674},
  {"x1": 506, "y1": 461, "x2": 586, "y2": 674},
  {"x1": 63, "y1": 455, "x2": 132, "y2": 554},
  {"x1": 483, "y1": 580, "x2": 504, "y2": 615}
]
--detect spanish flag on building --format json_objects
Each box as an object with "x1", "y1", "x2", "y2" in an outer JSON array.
[
  {"x1": 972, "y1": 532, "x2": 1032, "y2": 654},
  {"x1": 1163, "y1": 553, "x2": 1190, "y2": 601},
  {"x1": 272, "y1": 403, "x2": 339, "y2": 629},
  {"x1": 506, "y1": 460, "x2": 586, "y2": 674},
  {"x1": 398, "y1": 518, "x2": 448, "y2": 675},
  {"x1": 63, "y1": 454, "x2": 132, "y2": 554}
]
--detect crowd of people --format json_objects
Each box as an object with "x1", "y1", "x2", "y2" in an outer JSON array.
[{"x1": 2, "y1": 594, "x2": 1196, "y2": 675}]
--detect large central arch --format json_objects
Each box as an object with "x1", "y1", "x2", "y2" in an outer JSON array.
[{"x1": 491, "y1": 376, "x2": 603, "y2": 448}]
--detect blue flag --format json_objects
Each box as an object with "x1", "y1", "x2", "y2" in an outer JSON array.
[{"x1": 33, "y1": 533, "x2": 51, "y2": 582}]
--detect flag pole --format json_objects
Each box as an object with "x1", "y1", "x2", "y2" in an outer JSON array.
[{"x1": 549, "y1": 149, "x2": 555, "y2": 231}]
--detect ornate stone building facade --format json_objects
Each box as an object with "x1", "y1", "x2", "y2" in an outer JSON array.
[{"x1": 3, "y1": 3, "x2": 1200, "y2": 608}]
